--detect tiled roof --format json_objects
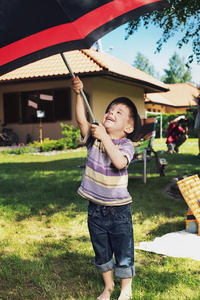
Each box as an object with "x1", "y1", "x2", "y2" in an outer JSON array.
[
  {"x1": 82, "y1": 49, "x2": 168, "y2": 91},
  {"x1": 145, "y1": 83, "x2": 199, "y2": 107},
  {"x1": 0, "y1": 50, "x2": 102, "y2": 80},
  {"x1": 0, "y1": 48, "x2": 168, "y2": 93},
  {"x1": 145, "y1": 93, "x2": 175, "y2": 106}
]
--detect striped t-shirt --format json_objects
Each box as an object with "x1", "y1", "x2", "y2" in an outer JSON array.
[{"x1": 78, "y1": 134, "x2": 134, "y2": 206}]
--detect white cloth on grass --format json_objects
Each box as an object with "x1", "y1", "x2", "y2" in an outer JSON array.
[{"x1": 135, "y1": 231, "x2": 200, "y2": 261}]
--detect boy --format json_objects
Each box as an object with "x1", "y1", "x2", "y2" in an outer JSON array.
[{"x1": 72, "y1": 76, "x2": 141, "y2": 300}]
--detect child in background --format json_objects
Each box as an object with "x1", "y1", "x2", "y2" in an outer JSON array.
[
  {"x1": 72, "y1": 76, "x2": 141, "y2": 300},
  {"x1": 166, "y1": 116, "x2": 188, "y2": 154}
]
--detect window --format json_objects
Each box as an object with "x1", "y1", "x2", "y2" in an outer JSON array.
[
  {"x1": 21, "y1": 90, "x2": 54, "y2": 123},
  {"x1": 54, "y1": 89, "x2": 71, "y2": 120},
  {"x1": 3, "y1": 88, "x2": 71, "y2": 123},
  {"x1": 3, "y1": 92, "x2": 20, "y2": 123}
]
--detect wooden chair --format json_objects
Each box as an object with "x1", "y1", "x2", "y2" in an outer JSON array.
[
  {"x1": 177, "y1": 174, "x2": 200, "y2": 236},
  {"x1": 129, "y1": 117, "x2": 167, "y2": 183}
]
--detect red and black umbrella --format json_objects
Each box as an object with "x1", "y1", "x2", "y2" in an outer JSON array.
[{"x1": 0, "y1": 0, "x2": 168, "y2": 123}]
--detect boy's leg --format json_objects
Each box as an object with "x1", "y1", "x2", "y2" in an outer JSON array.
[
  {"x1": 87, "y1": 202, "x2": 115, "y2": 299},
  {"x1": 110, "y1": 204, "x2": 135, "y2": 299},
  {"x1": 97, "y1": 269, "x2": 115, "y2": 300},
  {"x1": 118, "y1": 277, "x2": 132, "y2": 300}
]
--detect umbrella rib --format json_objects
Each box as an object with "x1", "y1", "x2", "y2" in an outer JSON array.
[{"x1": 56, "y1": 0, "x2": 71, "y2": 20}]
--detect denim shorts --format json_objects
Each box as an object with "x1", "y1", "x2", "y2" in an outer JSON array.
[{"x1": 87, "y1": 201, "x2": 135, "y2": 278}]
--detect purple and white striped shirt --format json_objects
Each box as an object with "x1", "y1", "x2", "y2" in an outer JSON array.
[{"x1": 78, "y1": 134, "x2": 134, "y2": 206}]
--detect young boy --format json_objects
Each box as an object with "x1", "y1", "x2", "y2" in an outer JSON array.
[{"x1": 72, "y1": 76, "x2": 141, "y2": 300}]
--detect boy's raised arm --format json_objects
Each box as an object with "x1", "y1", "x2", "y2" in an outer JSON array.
[{"x1": 72, "y1": 76, "x2": 90, "y2": 138}]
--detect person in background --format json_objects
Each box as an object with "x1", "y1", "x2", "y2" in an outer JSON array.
[
  {"x1": 166, "y1": 115, "x2": 188, "y2": 154},
  {"x1": 194, "y1": 94, "x2": 200, "y2": 156}
]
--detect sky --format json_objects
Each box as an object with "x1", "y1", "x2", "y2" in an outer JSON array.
[{"x1": 100, "y1": 22, "x2": 200, "y2": 87}]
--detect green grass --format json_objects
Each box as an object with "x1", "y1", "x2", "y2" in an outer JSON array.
[{"x1": 0, "y1": 141, "x2": 200, "y2": 299}]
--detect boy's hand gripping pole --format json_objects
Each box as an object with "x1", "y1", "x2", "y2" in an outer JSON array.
[{"x1": 60, "y1": 53, "x2": 98, "y2": 125}]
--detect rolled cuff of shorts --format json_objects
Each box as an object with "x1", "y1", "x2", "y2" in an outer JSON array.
[
  {"x1": 94, "y1": 258, "x2": 115, "y2": 272},
  {"x1": 114, "y1": 265, "x2": 135, "y2": 278}
]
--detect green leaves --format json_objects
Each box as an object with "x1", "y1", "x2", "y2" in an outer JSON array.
[
  {"x1": 126, "y1": 0, "x2": 200, "y2": 65},
  {"x1": 162, "y1": 52, "x2": 192, "y2": 83},
  {"x1": 133, "y1": 52, "x2": 159, "y2": 78}
]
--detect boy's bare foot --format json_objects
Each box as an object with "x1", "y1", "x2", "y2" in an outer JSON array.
[
  {"x1": 118, "y1": 288, "x2": 132, "y2": 300},
  {"x1": 118, "y1": 277, "x2": 132, "y2": 300},
  {"x1": 97, "y1": 284, "x2": 114, "y2": 300},
  {"x1": 97, "y1": 270, "x2": 114, "y2": 300}
]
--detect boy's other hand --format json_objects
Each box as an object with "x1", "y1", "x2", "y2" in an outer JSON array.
[
  {"x1": 71, "y1": 76, "x2": 83, "y2": 94},
  {"x1": 91, "y1": 123, "x2": 107, "y2": 141}
]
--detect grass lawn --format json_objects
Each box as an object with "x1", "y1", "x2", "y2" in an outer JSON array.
[{"x1": 0, "y1": 139, "x2": 200, "y2": 299}]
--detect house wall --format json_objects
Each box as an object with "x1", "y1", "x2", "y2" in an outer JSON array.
[
  {"x1": 0, "y1": 76, "x2": 145, "y2": 144},
  {"x1": 91, "y1": 77, "x2": 145, "y2": 123},
  {"x1": 145, "y1": 103, "x2": 166, "y2": 113},
  {"x1": 165, "y1": 106, "x2": 188, "y2": 114},
  {"x1": 145, "y1": 103, "x2": 189, "y2": 114}
]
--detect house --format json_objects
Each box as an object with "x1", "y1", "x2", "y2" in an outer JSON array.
[
  {"x1": 0, "y1": 48, "x2": 169, "y2": 143},
  {"x1": 145, "y1": 83, "x2": 199, "y2": 114}
]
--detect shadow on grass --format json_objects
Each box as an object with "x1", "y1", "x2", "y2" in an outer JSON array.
[
  {"x1": 149, "y1": 220, "x2": 185, "y2": 237},
  {"x1": 0, "y1": 241, "x2": 199, "y2": 299},
  {"x1": 159, "y1": 153, "x2": 200, "y2": 177},
  {"x1": 0, "y1": 241, "x2": 100, "y2": 299},
  {"x1": 134, "y1": 261, "x2": 200, "y2": 299},
  {"x1": 0, "y1": 157, "x2": 88, "y2": 221},
  {"x1": 129, "y1": 153, "x2": 200, "y2": 217},
  {"x1": 1, "y1": 152, "x2": 199, "y2": 223},
  {"x1": 129, "y1": 152, "x2": 200, "y2": 179}
]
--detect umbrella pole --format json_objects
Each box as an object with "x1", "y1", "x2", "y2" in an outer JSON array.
[{"x1": 60, "y1": 53, "x2": 97, "y2": 123}]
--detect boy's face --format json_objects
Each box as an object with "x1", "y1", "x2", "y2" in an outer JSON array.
[{"x1": 102, "y1": 103, "x2": 134, "y2": 139}]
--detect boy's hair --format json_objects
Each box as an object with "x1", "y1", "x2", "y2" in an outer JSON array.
[{"x1": 105, "y1": 97, "x2": 141, "y2": 141}]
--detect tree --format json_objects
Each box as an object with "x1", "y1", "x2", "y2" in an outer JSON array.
[
  {"x1": 162, "y1": 52, "x2": 192, "y2": 83},
  {"x1": 133, "y1": 52, "x2": 159, "y2": 78},
  {"x1": 125, "y1": 0, "x2": 200, "y2": 65}
]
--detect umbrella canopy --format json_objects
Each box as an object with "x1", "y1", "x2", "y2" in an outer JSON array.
[
  {"x1": 0, "y1": 0, "x2": 168, "y2": 76},
  {"x1": 0, "y1": 0, "x2": 168, "y2": 139}
]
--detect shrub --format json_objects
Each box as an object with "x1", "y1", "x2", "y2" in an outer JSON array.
[
  {"x1": 29, "y1": 138, "x2": 64, "y2": 152},
  {"x1": 60, "y1": 123, "x2": 80, "y2": 149},
  {"x1": 2, "y1": 145, "x2": 40, "y2": 155},
  {"x1": 28, "y1": 125, "x2": 80, "y2": 152},
  {"x1": 2, "y1": 125, "x2": 81, "y2": 154}
]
